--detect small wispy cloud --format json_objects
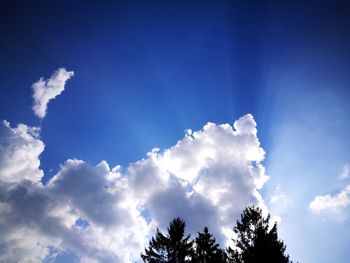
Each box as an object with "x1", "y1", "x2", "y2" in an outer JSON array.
[
  {"x1": 270, "y1": 185, "x2": 286, "y2": 204},
  {"x1": 309, "y1": 185, "x2": 350, "y2": 220},
  {"x1": 32, "y1": 68, "x2": 74, "y2": 118},
  {"x1": 309, "y1": 164, "x2": 350, "y2": 220},
  {"x1": 339, "y1": 164, "x2": 350, "y2": 180}
]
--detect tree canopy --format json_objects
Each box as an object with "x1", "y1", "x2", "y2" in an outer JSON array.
[
  {"x1": 141, "y1": 217, "x2": 194, "y2": 263},
  {"x1": 227, "y1": 206, "x2": 290, "y2": 263},
  {"x1": 193, "y1": 227, "x2": 226, "y2": 263},
  {"x1": 141, "y1": 206, "x2": 293, "y2": 263}
]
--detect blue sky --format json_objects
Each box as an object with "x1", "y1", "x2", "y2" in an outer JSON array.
[{"x1": 1, "y1": 1, "x2": 350, "y2": 262}]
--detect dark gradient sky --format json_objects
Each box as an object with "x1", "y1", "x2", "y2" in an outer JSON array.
[{"x1": 1, "y1": 1, "x2": 349, "y2": 166}]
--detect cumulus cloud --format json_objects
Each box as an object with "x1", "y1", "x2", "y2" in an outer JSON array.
[
  {"x1": 32, "y1": 68, "x2": 74, "y2": 118},
  {"x1": 0, "y1": 114, "x2": 271, "y2": 262},
  {"x1": 0, "y1": 120, "x2": 44, "y2": 183}
]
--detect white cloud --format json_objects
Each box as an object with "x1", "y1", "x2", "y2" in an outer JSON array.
[
  {"x1": 32, "y1": 68, "x2": 74, "y2": 118},
  {"x1": 0, "y1": 114, "x2": 271, "y2": 262},
  {"x1": 309, "y1": 164, "x2": 350, "y2": 220},
  {"x1": 309, "y1": 185, "x2": 350, "y2": 219},
  {"x1": 126, "y1": 114, "x2": 270, "y2": 243},
  {"x1": 0, "y1": 120, "x2": 44, "y2": 183}
]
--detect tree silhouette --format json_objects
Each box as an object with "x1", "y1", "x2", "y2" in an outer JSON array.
[
  {"x1": 227, "y1": 206, "x2": 290, "y2": 263},
  {"x1": 193, "y1": 227, "x2": 226, "y2": 263},
  {"x1": 141, "y1": 217, "x2": 194, "y2": 263}
]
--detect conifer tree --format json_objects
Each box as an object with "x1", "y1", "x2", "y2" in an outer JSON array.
[
  {"x1": 193, "y1": 227, "x2": 226, "y2": 263},
  {"x1": 141, "y1": 217, "x2": 194, "y2": 263},
  {"x1": 227, "y1": 206, "x2": 290, "y2": 263}
]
